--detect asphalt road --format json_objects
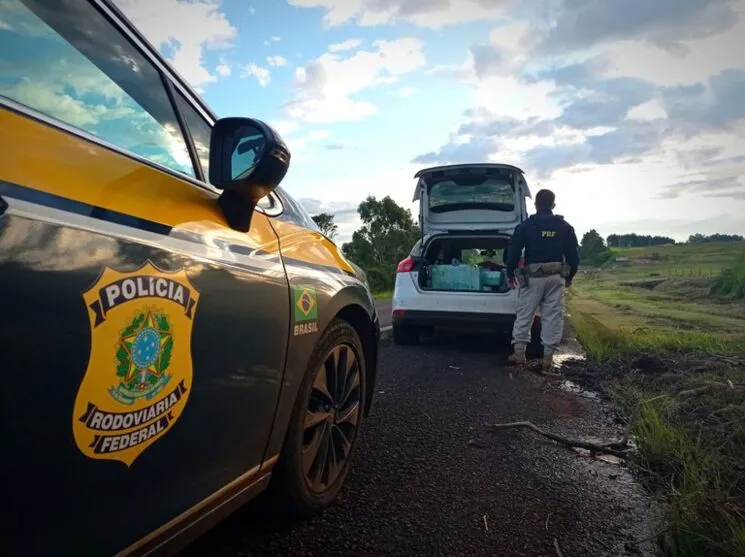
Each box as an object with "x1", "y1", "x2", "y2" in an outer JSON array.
[{"x1": 182, "y1": 330, "x2": 658, "y2": 557}]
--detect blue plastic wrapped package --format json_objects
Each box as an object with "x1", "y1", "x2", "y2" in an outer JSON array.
[
  {"x1": 430, "y1": 265, "x2": 481, "y2": 291},
  {"x1": 479, "y1": 269, "x2": 504, "y2": 287}
]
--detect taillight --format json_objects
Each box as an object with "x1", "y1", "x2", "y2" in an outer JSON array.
[{"x1": 397, "y1": 257, "x2": 415, "y2": 273}]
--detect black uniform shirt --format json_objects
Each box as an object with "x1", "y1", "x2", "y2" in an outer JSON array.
[{"x1": 505, "y1": 210, "x2": 580, "y2": 280}]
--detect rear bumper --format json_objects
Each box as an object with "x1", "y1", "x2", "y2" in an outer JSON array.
[
  {"x1": 392, "y1": 310, "x2": 542, "y2": 334},
  {"x1": 392, "y1": 309, "x2": 516, "y2": 332}
]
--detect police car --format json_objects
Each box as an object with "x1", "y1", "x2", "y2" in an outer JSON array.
[
  {"x1": 0, "y1": 1, "x2": 380, "y2": 555},
  {"x1": 391, "y1": 164, "x2": 542, "y2": 350}
]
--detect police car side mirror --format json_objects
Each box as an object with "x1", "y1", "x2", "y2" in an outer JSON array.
[{"x1": 209, "y1": 117, "x2": 291, "y2": 232}]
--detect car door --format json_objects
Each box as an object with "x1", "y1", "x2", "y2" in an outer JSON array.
[{"x1": 0, "y1": 1, "x2": 289, "y2": 555}]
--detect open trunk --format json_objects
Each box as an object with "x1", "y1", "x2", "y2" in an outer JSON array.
[
  {"x1": 416, "y1": 233, "x2": 512, "y2": 294},
  {"x1": 412, "y1": 164, "x2": 531, "y2": 236}
]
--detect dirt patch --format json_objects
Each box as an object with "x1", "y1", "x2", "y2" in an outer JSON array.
[
  {"x1": 620, "y1": 278, "x2": 668, "y2": 290},
  {"x1": 542, "y1": 390, "x2": 585, "y2": 417}
]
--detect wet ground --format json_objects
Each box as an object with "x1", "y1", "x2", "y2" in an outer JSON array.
[{"x1": 181, "y1": 328, "x2": 661, "y2": 557}]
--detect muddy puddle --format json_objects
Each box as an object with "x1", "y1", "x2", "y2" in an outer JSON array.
[
  {"x1": 560, "y1": 378, "x2": 600, "y2": 399},
  {"x1": 528, "y1": 318, "x2": 664, "y2": 555}
]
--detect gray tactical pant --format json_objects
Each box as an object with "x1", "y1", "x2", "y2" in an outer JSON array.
[{"x1": 512, "y1": 274, "x2": 565, "y2": 356}]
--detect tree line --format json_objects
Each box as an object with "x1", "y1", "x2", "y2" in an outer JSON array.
[
  {"x1": 606, "y1": 233, "x2": 675, "y2": 248},
  {"x1": 687, "y1": 233, "x2": 744, "y2": 244},
  {"x1": 607, "y1": 232, "x2": 744, "y2": 247},
  {"x1": 311, "y1": 198, "x2": 745, "y2": 291}
]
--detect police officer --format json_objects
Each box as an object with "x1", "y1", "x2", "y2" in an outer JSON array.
[{"x1": 505, "y1": 189, "x2": 580, "y2": 370}]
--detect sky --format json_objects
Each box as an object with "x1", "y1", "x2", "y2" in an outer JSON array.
[{"x1": 97, "y1": 0, "x2": 745, "y2": 243}]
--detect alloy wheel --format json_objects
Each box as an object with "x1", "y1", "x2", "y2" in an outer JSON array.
[{"x1": 302, "y1": 343, "x2": 361, "y2": 493}]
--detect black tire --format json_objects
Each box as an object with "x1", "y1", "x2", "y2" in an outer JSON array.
[
  {"x1": 271, "y1": 318, "x2": 367, "y2": 518},
  {"x1": 392, "y1": 324, "x2": 419, "y2": 345}
]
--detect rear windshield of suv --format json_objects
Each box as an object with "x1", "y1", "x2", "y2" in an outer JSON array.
[{"x1": 429, "y1": 178, "x2": 514, "y2": 213}]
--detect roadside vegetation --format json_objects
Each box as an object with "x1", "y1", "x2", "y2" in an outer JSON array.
[
  {"x1": 565, "y1": 240, "x2": 745, "y2": 556},
  {"x1": 312, "y1": 196, "x2": 421, "y2": 297},
  {"x1": 373, "y1": 290, "x2": 393, "y2": 301}
]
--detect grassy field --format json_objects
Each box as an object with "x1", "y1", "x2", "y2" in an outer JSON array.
[
  {"x1": 568, "y1": 242, "x2": 745, "y2": 362},
  {"x1": 566, "y1": 241, "x2": 745, "y2": 556},
  {"x1": 373, "y1": 290, "x2": 393, "y2": 301}
]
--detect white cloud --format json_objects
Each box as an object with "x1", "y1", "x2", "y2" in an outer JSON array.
[
  {"x1": 626, "y1": 100, "x2": 667, "y2": 121},
  {"x1": 392, "y1": 86, "x2": 416, "y2": 98},
  {"x1": 287, "y1": 0, "x2": 512, "y2": 29},
  {"x1": 249, "y1": 6, "x2": 256, "y2": 14},
  {"x1": 114, "y1": 0, "x2": 236, "y2": 89},
  {"x1": 470, "y1": 75, "x2": 560, "y2": 121},
  {"x1": 286, "y1": 37, "x2": 426, "y2": 123},
  {"x1": 216, "y1": 61, "x2": 231, "y2": 76},
  {"x1": 429, "y1": 21, "x2": 534, "y2": 82},
  {"x1": 271, "y1": 119, "x2": 300, "y2": 136},
  {"x1": 272, "y1": 36, "x2": 281, "y2": 41},
  {"x1": 289, "y1": 129, "x2": 333, "y2": 150},
  {"x1": 329, "y1": 38, "x2": 364, "y2": 52},
  {"x1": 266, "y1": 55, "x2": 288, "y2": 67},
  {"x1": 411, "y1": 3, "x2": 745, "y2": 239},
  {"x1": 308, "y1": 129, "x2": 331, "y2": 141},
  {"x1": 546, "y1": 133, "x2": 745, "y2": 241},
  {"x1": 603, "y1": 7, "x2": 745, "y2": 87},
  {"x1": 285, "y1": 96, "x2": 378, "y2": 124},
  {"x1": 243, "y1": 63, "x2": 271, "y2": 87}
]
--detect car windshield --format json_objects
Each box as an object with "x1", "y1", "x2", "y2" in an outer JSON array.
[{"x1": 428, "y1": 178, "x2": 515, "y2": 213}]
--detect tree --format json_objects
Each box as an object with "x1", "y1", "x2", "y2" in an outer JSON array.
[
  {"x1": 341, "y1": 196, "x2": 420, "y2": 292},
  {"x1": 580, "y1": 229, "x2": 612, "y2": 267},
  {"x1": 311, "y1": 212, "x2": 338, "y2": 239}
]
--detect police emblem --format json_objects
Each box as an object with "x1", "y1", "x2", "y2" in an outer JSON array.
[{"x1": 73, "y1": 261, "x2": 200, "y2": 466}]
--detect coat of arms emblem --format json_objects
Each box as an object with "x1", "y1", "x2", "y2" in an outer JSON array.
[{"x1": 72, "y1": 261, "x2": 200, "y2": 466}]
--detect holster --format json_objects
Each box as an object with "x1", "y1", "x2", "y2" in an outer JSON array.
[{"x1": 516, "y1": 266, "x2": 529, "y2": 288}]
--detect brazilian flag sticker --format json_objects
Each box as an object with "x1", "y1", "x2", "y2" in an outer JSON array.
[{"x1": 294, "y1": 285, "x2": 318, "y2": 322}]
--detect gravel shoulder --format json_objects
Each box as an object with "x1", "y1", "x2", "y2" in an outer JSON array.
[{"x1": 182, "y1": 332, "x2": 660, "y2": 557}]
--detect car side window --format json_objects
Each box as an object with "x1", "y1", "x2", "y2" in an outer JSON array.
[
  {"x1": 173, "y1": 91, "x2": 211, "y2": 180},
  {"x1": 0, "y1": 0, "x2": 195, "y2": 178}
]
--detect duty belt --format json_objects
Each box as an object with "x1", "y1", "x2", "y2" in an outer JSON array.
[{"x1": 526, "y1": 261, "x2": 566, "y2": 277}]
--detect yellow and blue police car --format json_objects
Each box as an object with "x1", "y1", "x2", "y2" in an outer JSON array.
[{"x1": 0, "y1": 1, "x2": 380, "y2": 555}]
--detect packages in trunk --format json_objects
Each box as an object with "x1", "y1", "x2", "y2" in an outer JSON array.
[{"x1": 430, "y1": 265, "x2": 481, "y2": 291}]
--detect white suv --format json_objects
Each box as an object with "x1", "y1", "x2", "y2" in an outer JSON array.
[{"x1": 391, "y1": 163, "x2": 542, "y2": 350}]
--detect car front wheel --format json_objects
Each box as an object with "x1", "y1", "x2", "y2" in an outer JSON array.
[{"x1": 273, "y1": 318, "x2": 367, "y2": 517}]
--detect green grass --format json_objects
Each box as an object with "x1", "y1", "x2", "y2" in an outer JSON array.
[
  {"x1": 373, "y1": 290, "x2": 393, "y2": 301},
  {"x1": 567, "y1": 241, "x2": 745, "y2": 555},
  {"x1": 568, "y1": 241, "x2": 745, "y2": 361},
  {"x1": 710, "y1": 253, "x2": 745, "y2": 299},
  {"x1": 630, "y1": 372, "x2": 745, "y2": 557}
]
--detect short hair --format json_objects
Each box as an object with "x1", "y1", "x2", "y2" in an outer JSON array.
[{"x1": 535, "y1": 189, "x2": 555, "y2": 210}]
